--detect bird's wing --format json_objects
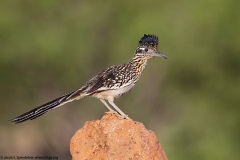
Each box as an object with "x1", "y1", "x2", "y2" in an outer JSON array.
[
  {"x1": 85, "y1": 65, "x2": 134, "y2": 94},
  {"x1": 85, "y1": 66, "x2": 116, "y2": 94}
]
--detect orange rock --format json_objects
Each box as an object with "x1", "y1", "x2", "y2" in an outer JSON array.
[{"x1": 70, "y1": 114, "x2": 168, "y2": 160}]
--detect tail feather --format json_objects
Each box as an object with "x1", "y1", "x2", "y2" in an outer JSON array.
[{"x1": 10, "y1": 89, "x2": 85, "y2": 124}]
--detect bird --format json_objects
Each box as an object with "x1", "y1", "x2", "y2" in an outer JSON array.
[{"x1": 10, "y1": 34, "x2": 168, "y2": 124}]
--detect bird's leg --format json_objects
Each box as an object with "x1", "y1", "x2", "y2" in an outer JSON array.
[
  {"x1": 100, "y1": 99, "x2": 118, "y2": 115},
  {"x1": 108, "y1": 100, "x2": 130, "y2": 120}
]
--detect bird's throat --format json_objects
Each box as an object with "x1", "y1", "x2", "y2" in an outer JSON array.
[{"x1": 129, "y1": 56, "x2": 148, "y2": 76}]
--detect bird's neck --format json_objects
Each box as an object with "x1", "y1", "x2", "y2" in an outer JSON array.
[{"x1": 128, "y1": 55, "x2": 149, "y2": 75}]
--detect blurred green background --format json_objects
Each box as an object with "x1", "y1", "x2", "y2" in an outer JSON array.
[{"x1": 1, "y1": 0, "x2": 239, "y2": 159}]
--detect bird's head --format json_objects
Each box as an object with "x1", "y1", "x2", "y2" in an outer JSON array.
[{"x1": 135, "y1": 34, "x2": 168, "y2": 59}]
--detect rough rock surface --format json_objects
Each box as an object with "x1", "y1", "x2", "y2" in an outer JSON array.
[{"x1": 70, "y1": 114, "x2": 168, "y2": 160}]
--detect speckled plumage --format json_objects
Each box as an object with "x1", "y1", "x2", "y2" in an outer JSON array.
[
  {"x1": 10, "y1": 34, "x2": 168, "y2": 124},
  {"x1": 78, "y1": 56, "x2": 148, "y2": 96}
]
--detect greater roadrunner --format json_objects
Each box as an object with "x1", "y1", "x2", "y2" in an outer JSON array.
[{"x1": 10, "y1": 34, "x2": 168, "y2": 124}]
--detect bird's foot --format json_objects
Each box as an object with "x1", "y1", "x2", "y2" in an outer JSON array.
[
  {"x1": 116, "y1": 114, "x2": 131, "y2": 120},
  {"x1": 105, "y1": 111, "x2": 131, "y2": 120}
]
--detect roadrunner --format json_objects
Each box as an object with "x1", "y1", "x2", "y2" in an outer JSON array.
[{"x1": 10, "y1": 34, "x2": 168, "y2": 124}]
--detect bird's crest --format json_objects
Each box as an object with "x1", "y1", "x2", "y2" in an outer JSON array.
[{"x1": 139, "y1": 34, "x2": 158, "y2": 48}]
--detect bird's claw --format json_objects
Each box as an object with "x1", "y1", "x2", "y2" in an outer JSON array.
[{"x1": 105, "y1": 111, "x2": 131, "y2": 120}]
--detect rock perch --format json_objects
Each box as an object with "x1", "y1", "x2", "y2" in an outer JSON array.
[{"x1": 70, "y1": 114, "x2": 168, "y2": 160}]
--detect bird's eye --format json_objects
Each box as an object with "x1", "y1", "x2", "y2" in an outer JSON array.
[{"x1": 145, "y1": 48, "x2": 148, "y2": 52}]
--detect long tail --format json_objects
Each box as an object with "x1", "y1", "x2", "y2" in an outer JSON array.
[{"x1": 10, "y1": 89, "x2": 86, "y2": 124}]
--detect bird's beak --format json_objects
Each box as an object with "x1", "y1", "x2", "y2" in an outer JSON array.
[{"x1": 152, "y1": 51, "x2": 168, "y2": 59}]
